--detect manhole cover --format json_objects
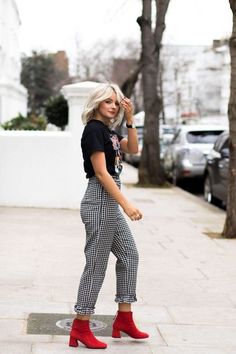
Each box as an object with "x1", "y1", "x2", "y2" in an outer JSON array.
[
  {"x1": 56, "y1": 318, "x2": 107, "y2": 332},
  {"x1": 27, "y1": 313, "x2": 114, "y2": 336}
]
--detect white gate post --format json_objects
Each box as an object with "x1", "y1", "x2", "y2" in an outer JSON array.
[{"x1": 62, "y1": 81, "x2": 100, "y2": 205}]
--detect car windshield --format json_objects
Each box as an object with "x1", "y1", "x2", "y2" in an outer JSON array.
[
  {"x1": 136, "y1": 126, "x2": 143, "y2": 139},
  {"x1": 162, "y1": 127, "x2": 175, "y2": 134},
  {"x1": 186, "y1": 130, "x2": 223, "y2": 144}
]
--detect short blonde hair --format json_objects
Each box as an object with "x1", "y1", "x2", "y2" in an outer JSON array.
[{"x1": 81, "y1": 83, "x2": 125, "y2": 128}]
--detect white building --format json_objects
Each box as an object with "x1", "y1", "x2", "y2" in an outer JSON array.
[
  {"x1": 0, "y1": 0, "x2": 27, "y2": 124},
  {"x1": 193, "y1": 42, "x2": 230, "y2": 117},
  {"x1": 161, "y1": 45, "x2": 208, "y2": 123},
  {"x1": 161, "y1": 41, "x2": 230, "y2": 124}
]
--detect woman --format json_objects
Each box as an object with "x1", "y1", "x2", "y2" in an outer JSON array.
[{"x1": 69, "y1": 83, "x2": 149, "y2": 349}]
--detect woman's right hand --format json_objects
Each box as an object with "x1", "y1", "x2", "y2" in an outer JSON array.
[{"x1": 123, "y1": 202, "x2": 143, "y2": 221}]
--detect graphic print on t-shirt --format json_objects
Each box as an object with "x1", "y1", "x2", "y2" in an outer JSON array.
[{"x1": 110, "y1": 133, "x2": 123, "y2": 175}]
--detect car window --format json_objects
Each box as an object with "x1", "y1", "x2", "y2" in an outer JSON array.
[
  {"x1": 136, "y1": 126, "x2": 143, "y2": 138},
  {"x1": 186, "y1": 130, "x2": 223, "y2": 144},
  {"x1": 214, "y1": 133, "x2": 229, "y2": 152},
  {"x1": 162, "y1": 127, "x2": 175, "y2": 135},
  {"x1": 214, "y1": 136, "x2": 224, "y2": 152},
  {"x1": 220, "y1": 137, "x2": 229, "y2": 151}
]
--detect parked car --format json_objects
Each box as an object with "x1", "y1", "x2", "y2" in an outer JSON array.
[
  {"x1": 160, "y1": 125, "x2": 176, "y2": 160},
  {"x1": 125, "y1": 126, "x2": 176, "y2": 166},
  {"x1": 125, "y1": 110, "x2": 176, "y2": 166},
  {"x1": 124, "y1": 135, "x2": 143, "y2": 166},
  {"x1": 163, "y1": 124, "x2": 227, "y2": 184},
  {"x1": 204, "y1": 131, "x2": 229, "y2": 205},
  {"x1": 123, "y1": 113, "x2": 144, "y2": 166}
]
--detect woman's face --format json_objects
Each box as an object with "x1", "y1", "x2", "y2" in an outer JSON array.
[{"x1": 96, "y1": 92, "x2": 120, "y2": 121}]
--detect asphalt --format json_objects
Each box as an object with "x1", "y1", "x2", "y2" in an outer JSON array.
[{"x1": 1, "y1": 162, "x2": 236, "y2": 354}]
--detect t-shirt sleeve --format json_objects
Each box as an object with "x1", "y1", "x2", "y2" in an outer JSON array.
[{"x1": 82, "y1": 126, "x2": 105, "y2": 157}]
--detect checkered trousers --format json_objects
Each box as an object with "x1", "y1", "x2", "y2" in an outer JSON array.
[{"x1": 74, "y1": 175, "x2": 139, "y2": 315}]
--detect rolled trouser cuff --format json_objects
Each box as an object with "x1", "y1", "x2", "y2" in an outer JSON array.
[
  {"x1": 74, "y1": 304, "x2": 95, "y2": 315},
  {"x1": 115, "y1": 294, "x2": 137, "y2": 303}
]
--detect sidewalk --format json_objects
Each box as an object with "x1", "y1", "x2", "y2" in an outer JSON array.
[{"x1": 1, "y1": 163, "x2": 236, "y2": 354}]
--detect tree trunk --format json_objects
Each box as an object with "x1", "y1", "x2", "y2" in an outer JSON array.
[
  {"x1": 222, "y1": 0, "x2": 236, "y2": 238},
  {"x1": 137, "y1": 0, "x2": 170, "y2": 185}
]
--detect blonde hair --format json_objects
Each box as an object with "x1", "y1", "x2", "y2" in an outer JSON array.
[{"x1": 81, "y1": 83, "x2": 125, "y2": 128}]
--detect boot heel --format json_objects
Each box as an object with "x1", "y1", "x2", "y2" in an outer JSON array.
[
  {"x1": 69, "y1": 336, "x2": 79, "y2": 347},
  {"x1": 112, "y1": 327, "x2": 121, "y2": 338}
]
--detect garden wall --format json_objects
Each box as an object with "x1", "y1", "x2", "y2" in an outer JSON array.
[{"x1": 0, "y1": 81, "x2": 99, "y2": 208}]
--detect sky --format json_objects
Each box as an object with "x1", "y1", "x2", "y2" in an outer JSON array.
[{"x1": 16, "y1": 0, "x2": 232, "y2": 66}]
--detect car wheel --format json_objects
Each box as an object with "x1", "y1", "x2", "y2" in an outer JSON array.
[{"x1": 204, "y1": 175, "x2": 216, "y2": 204}]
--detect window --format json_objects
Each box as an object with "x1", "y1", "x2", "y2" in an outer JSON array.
[
  {"x1": 220, "y1": 137, "x2": 229, "y2": 152},
  {"x1": 186, "y1": 130, "x2": 224, "y2": 144},
  {"x1": 214, "y1": 133, "x2": 229, "y2": 152}
]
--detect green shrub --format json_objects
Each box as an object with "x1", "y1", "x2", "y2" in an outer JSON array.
[
  {"x1": 45, "y1": 95, "x2": 68, "y2": 130},
  {"x1": 1, "y1": 113, "x2": 47, "y2": 130}
]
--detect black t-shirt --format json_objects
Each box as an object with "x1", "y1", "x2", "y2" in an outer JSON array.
[{"x1": 81, "y1": 120, "x2": 124, "y2": 178}]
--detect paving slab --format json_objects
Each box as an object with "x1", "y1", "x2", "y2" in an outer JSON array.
[
  {"x1": 158, "y1": 324, "x2": 236, "y2": 347},
  {"x1": 0, "y1": 343, "x2": 32, "y2": 354},
  {"x1": 32, "y1": 340, "x2": 153, "y2": 354},
  {"x1": 0, "y1": 319, "x2": 24, "y2": 339},
  {"x1": 156, "y1": 347, "x2": 236, "y2": 354},
  {"x1": 0, "y1": 301, "x2": 72, "y2": 319},
  {"x1": 168, "y1": 306, "x2": 236, "y2": 326}
]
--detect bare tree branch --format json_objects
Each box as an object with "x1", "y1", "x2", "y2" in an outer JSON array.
[
  {"x1": 155, "y1": 0, "x2": 171, "y2": 45},
  {"x1": 121, "y1": 61, "x2": 142, "y2": 98}
]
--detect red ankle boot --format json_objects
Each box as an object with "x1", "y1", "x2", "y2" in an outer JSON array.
[
  {"x1": 69, "y1": 318, "x2": 107, "y2": 349},
  {"x1": 112, "y1": 311, "x2": 149, "y2": 339}
]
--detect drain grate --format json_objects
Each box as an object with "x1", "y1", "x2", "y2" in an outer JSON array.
[{"x1": 27, "y1": 313, "x2": 115, "y2": 337}]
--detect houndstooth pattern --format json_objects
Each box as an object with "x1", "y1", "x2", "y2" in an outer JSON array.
[{"x1": 74, "y1": 175, "x2": 139, "y2": 315}]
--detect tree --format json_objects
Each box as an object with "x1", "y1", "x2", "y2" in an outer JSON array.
[
  {"x1": 21, "y1": 51, "x2": 70, "y2": 115},
  {"x1": 45, "y1": 95, "x2": 68, "y2": 130},
  {"x1": 121, "y1": 62, "x2": 142, "y2": 98},
  {"x1": 137, "y1": 0, "x2": 170, "y2": 185},
  {"x1": 21, "y1": 51, "x2": 56, "y2": 114},
  {"x1": 75, "y1": 38, "x2": 140, "y2": 83},
  {"x1": 222, "y1": 0, "x2": 236, "y2": 238}
]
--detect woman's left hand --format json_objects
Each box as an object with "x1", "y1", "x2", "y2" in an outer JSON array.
[{"x1": 120, "y1": 97, "x2": 134, "y2": 122}]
